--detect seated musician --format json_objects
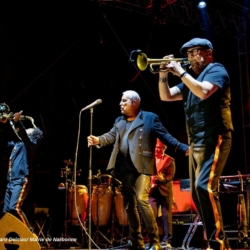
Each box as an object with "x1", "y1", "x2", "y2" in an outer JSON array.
[{"x1": 149, "y1": 138, "x2": 175, "y2": 249}]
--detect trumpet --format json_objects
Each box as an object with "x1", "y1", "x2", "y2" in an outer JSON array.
[
  {"x1": 129, "y1": 49, "x2": 190, "y2": 74},
  {"x1": 0, "y1": 103, "x2": 37, "y2": 128}
]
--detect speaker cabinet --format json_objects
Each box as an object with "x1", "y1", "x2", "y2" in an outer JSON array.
[{"x1": 0, "y1": 212, "x2": 41, "y2": 250}]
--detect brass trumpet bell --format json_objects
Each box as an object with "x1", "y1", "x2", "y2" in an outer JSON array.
[
  {"x1": 129, "y1": 50, "x2": 190, "y2": 74},
  {"x1": 137, "y1": 53, "x2": 149, "y2": 71}
]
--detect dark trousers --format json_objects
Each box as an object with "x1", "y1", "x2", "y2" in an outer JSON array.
[
  {"x1": 189, "y1": 132, "x2": 232, "y2": 250},
  {"x1": 149, "y1": 186, "x2": 173, "y2": 242},
  {"x1": 3, "y1": 176, "x2": 33, "y2": 231},
  {"x1": 121, "y1": 172, "x2": 160, "y2": 247}
]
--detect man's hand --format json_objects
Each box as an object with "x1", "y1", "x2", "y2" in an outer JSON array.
[
  {"x1": 13, "y1": 111, "x2": 23, "y2": 122},
  {"x1": 0, "y1": 110, "x2": 23, "y2": 123},
  {"x1": 87, "y1": 135, "x2": 100, "y2": 147},
  {"x1": 159, "y1": 54, "x2": 174, "y2": 77},
  {"x1": 0, "y1": 116, "x2": 8, "y2": 123},
  {"x1": 154, "y1": 173, "x2": 165, "y2": 183},
  {"x1": 165, "y1": 60, "x2": 185, "y2": 77}
]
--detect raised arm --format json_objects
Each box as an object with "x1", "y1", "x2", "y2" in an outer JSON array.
[{"x1": 158, "y1": 55, "x2": 183, "y2": 101}]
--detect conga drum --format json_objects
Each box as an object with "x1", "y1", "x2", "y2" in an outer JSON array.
[
  {"x1": 68, "y1": 185, "x2": 88, "y2": 226},
  {"x1": 115, "y1": 185, "x2": 128, "y2": 225},
  {"x1": 91, "y1": 184, "x2": 113, "y2": 226}
]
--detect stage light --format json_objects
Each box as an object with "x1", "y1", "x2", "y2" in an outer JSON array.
[{"x1": 198, "y1": 1, "x2": 207, "y2": 8}]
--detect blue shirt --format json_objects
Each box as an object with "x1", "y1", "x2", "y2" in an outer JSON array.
[{"x1": 176, "y1": 63, "x2": 233, "y2": 143}]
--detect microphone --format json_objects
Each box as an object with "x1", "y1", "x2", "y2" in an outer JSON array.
[
  {"x1": 129, "y1": 49, "x2": 142, "y2": 63},
  {"x1": 81, "y1": 99, "x2": 102, "y2": 111}
]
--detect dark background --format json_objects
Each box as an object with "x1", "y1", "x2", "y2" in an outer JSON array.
[{"x1": 0, "y1": 0, "x2": 249, "y2": 238}]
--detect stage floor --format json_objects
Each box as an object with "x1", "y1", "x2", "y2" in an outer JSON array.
[{"x1": 40, "y1": 248, "x2": 250, "y2": 250}]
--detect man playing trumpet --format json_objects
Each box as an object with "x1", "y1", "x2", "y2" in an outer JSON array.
[
  {"x1": 0, "y1": 110, "x2": 43, "y2": 234},
  {"x1": 157, "y1": 37, "x2": 233, "y2": 250}
]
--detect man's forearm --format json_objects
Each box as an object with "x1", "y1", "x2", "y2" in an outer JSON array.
[{"x1": 158, "y1": 74, "x2": 171, "y2": 101}]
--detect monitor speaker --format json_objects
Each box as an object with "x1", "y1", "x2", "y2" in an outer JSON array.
[{"x1": 0, "y1": 212, "x2": 40, "y2": 250}]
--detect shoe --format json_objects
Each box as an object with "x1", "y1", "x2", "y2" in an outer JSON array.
[
  {"x1": 125, "y1": 239, "x2": 145, "y2": 249},
  {"x1": 166, "y1": 243, "x2": 172, "y2": 249},
  {"x1": 160, "y1": 242, "x2": 172, "y2": 249},
  {"x1": 206, "y1": 244, "x2": 232, "y2": 250},
  {"x1": 160, "y1": 241, "x2": 167, "y2": 248},
  {"x1": 208, "y1": 240, "x2": 232, "y2": 250},
  {"x1": 126, "y1": 244, "x2": 145, "y2": 250},
  {"x1": 160, "y1": 241, "x2": 172, "y2": 247},
  {"x1": 145, "y1": 244, "x2": 162, "y2": 250}
]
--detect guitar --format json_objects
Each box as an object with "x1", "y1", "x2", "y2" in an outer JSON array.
[{"x1": 150, "y1": 155, "x2": 174, "y2": 190}]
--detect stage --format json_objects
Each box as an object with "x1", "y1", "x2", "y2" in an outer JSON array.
[{"x1": 1, "y1": 177, "x2": 250, "y2": 250}]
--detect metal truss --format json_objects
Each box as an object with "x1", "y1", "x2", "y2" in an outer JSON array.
[
  {"x1": 94, "y1": 0, "x2": 250, "y2": 38},
  {"x1": 94, "y1": 0, "x2": 250, "y2": 172}
]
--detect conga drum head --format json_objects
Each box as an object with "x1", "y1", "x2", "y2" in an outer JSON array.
[{"x1": 99, "y1": 174, "x2": 113, "y2": 186}]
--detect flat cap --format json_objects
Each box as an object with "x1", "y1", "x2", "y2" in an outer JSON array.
[{"x1": 180, "y1": 38, "x2": 213, "y2": 55}]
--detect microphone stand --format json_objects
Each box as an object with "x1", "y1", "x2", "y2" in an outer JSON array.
[
  {"x1": 78, "y1": 100, "x2": 102, "y2": 250},
  {"x1": 88, "y1": 107, "x2": 94, "y2": 250}
]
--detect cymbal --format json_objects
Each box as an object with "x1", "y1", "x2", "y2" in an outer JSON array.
[{"x1": 63, "y1": 159, "x2": 73, "y2": 165}]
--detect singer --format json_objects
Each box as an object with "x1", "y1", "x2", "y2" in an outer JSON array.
[
  {"x1": 0, "y1": 110, "x2": 43, "y2": 235},
  {"x1": 87, "y1": 90, "x2": 189, "y2": 250}
]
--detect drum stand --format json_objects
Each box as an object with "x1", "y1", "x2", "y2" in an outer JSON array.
[{"x1": 58, "y1": 165, "x2": 83, "y2": 248}]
